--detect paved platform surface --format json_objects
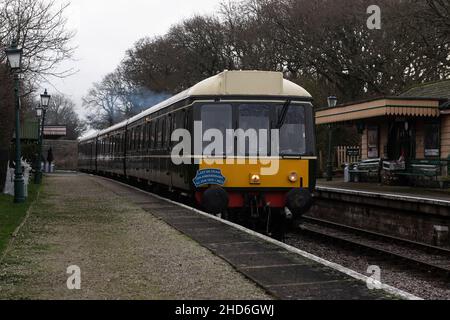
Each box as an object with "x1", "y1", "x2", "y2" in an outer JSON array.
[
  {"x1": 94, "y1": 177, "x2": 397, "y2": 300},
  {"x1": 0, "y1": 173, "x2": 270, "y2": 300},
  {"x1": 318, "y1": 179, "x2": 450, "y2": 203}
]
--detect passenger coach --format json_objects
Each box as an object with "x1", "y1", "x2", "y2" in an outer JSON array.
[{"x1": 79, "y1": 71, "x2": 317, "y2": 230}]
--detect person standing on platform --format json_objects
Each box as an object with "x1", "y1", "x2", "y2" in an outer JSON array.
[{"x1": 47, "y1": 148, "x2": 54, "y2": 173}]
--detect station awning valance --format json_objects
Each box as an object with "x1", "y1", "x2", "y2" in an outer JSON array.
[{"x1": 316, "y1": 98, "x2": 441, "y2": 125}]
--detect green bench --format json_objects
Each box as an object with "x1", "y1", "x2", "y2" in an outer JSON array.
[
  {"x1": 392, "y1": 160, "x2": 442, "y2": 186},
  {"x1": 348, "y1": 159, "x2": 381, "y2": 182}
]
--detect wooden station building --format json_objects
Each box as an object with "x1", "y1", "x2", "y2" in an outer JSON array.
[
  {"x1": 316, "y1": 81, "x2": 450, "y2": 164},
  {"x1": 316, "y1": 80, "x2": 450, "y2": 183}
]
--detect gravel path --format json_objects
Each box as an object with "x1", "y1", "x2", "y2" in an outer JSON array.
[{"x1": 0, "y1": 174, "x2": 271, "y2": 300}]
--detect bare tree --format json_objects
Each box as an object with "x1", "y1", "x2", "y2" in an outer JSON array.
[
  {"x1": 44, "y1": 94, "x2": 86, "y2": 140},
  {"x1": 83, "y1": 69, "x2": 170, "y2": 129},
  {"x1": 0, "y1": 0, "x2": 76, "y2": 83},
  {"x1": 0, "y1": 0, "x2": 75, "y2": 188},
  {"x1": 425, "y1": 0, "x2": 450, "y2": 38},
  {"x1": 82, "y1": 73, "x2": 126, "y2": 130}
]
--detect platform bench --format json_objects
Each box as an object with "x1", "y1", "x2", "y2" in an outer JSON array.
[
  {"x1": 394, "y1": 160, "x2": 442, "y2": 186},
  {"x1": 349, "y1": 159, "x2": 381, "y2": 182}
]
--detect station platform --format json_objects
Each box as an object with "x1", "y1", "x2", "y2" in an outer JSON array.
[
  {"x1": 317, "y1": 179, "x2": 450, "y2": 203},
  {"x1": 313, "y1": 179, "x2": 450, "y2": 246},
  {"x1": 94, "y1": 176, "x2": 414, "y2": 300},
  {"x1": 0, "y1": 173, "x2": 416, "y2": 300}
]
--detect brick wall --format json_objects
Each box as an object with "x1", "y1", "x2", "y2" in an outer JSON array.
[{"x1": 42, "y1": 140, "x2": 78, "y2": 170}]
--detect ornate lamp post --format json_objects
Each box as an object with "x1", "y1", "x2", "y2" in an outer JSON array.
[
  {"x1": 34, "y1": 89, "x2": 50, "y2": 184},
  {"x1": 326, "y1": 96, "x2": 338, "y2": 182},
  {"x1": 5, "y1": 40, "x2": 25, "y2": 203}
]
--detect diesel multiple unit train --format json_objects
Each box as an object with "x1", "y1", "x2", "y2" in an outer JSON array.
[{"x1": 79, "y1": 70, "x2": 316, "y2": 233}]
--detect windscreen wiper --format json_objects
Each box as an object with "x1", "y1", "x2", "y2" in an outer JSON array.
[{"x1": 276, "y1": 99, "x2": 292, "y2": 129}]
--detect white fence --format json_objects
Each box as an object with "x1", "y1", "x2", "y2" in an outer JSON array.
[{"x1": 336, "y1": 146, "x2": 361, "y2": 168}]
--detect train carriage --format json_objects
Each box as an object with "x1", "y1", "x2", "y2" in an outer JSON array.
[{"x1": 79, "y1": 70, "x2": 317, "y2": 231}]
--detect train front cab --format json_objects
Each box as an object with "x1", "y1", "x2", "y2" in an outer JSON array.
[{"x1": 191, "y1": 99, "x2": 316, "y2": 224}]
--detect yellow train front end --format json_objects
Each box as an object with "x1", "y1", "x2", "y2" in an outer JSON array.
[{"x1": 196, "y1": 157, "x2": 315, "y2": 220}]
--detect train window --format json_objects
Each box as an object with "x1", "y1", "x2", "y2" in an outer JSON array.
[
  {"x1": 138, "y1": 126, "x2": 141, "y2": 150},
  {"x1": 130, "y1": 130, "x2": 133, "y2": 151},
  {"x1": 278, "y1": 104, "x2": 307, "y2": 156},
  {"x1": 129, "y1": 130, "x2": 133, "y2": 151},
  {"x1": 136, "y1": 127, "x2": 140, "y2": 150},
  {"x1": 175, "y1": 111, "x2": 184, "y2": 130},
  {"x1": 141, "y1": 125, "x2": 145, "y2": 150},
  {"x1": 165, "y1": 115, "x2": 172, "y2": 148},
  {"x1": 157, "y1": 119, "x2": 163, "y2": 149},
  {"x1": 136, "y1": 128, "x2": 139, "y2": 150},
  {"x1": 154, "y1": 120, "x2": 158, "y2": 149},
  {"x1": 150, "y1": 122, "x2": 154, "y2": 149},
  {"x1": 146, "y1": 122, "x2": 152, "y2": 149},
  {"x1": 201, "y1": 104, "x2": 233, "y2": 155},
  {"x1": 161, "y1": 117, "x2": 166, "y2": 148},
  {"x1": 238, "y1": 104, "x2": 271, "y2": 156},
  {"x1": 148, "y1": 122, "x2": 153, "y2": 149},
  {"x1": 140, "y1": 126, "x2": 143, "y2": 150},
  {"x1": 143, "y1": 123, "x2": 148, "y2": 149}
]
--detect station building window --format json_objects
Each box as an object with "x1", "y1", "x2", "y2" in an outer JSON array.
[
  {"x1": 424, "y1": 120, "x2": 440, "y2": 158},
  {"x1": 367, "y1": 125, "x2": 380, "y2": 159}
]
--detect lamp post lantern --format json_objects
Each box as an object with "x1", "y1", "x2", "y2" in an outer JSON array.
[
  {"x1": 326, "y1": 96, "x2": 338, "y2": 182},
  {"x1": 5, "y1": 40, "x2": 25, "y2": 203},
  {"x1": 34, "y1": 89, "x2": 50, "y2": 184}
]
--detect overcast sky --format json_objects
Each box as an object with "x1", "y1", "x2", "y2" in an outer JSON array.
[{"x1": 48, "y1": 0, "x2": 223, "y2": 117}]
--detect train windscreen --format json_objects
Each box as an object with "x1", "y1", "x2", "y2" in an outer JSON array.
[
  {"x1": 199, "y1": 102, "x2": 314, "y2": 157},
  {"x1": 238, "y1": 104, "x2": 271, "y2": 156},
  {"x1": 278, "y1": 104, "x2": 307, "y2": 156}
]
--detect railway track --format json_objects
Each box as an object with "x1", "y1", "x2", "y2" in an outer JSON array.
[{"x1": 296, "y1": 216, "x2": 450, "y2": 276}]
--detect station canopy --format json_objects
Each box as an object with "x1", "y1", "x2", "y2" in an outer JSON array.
[{"x1": 315, "y1": 98, "x2": 441, "y2": 125}]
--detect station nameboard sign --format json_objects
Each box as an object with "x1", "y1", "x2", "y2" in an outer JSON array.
[
  {"x1": 43, "y1": 126, "x2": 67, "y2": 137},
  {"x1": 346, "y1": 147, "x2": 360, "y2": 157}
]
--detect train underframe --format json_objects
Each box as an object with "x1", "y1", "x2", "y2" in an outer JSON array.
[{"x1": 195, "y1": 187, "x2": 313, "y2": 240}]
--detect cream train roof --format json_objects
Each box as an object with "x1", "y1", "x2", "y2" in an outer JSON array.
[{"x1": 80, "y1": 70, "x2": 312, "y2": 141}]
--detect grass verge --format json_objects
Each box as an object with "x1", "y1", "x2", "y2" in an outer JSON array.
[{"x1": 0, "y1": 182, "x2": 40, "y2": 256}]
